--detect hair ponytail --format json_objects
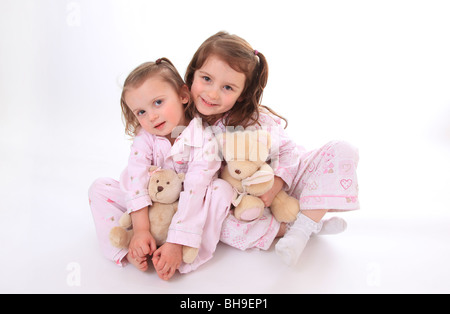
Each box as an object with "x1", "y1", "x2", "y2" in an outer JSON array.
[{"x1": 253, "y1": 50, "x2": 268, "y2": 108}]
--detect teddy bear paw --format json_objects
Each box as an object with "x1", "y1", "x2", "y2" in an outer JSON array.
[
  {"x1": 238, "y1": 207, "x2": 264, "y2": 221},
  {"x1": 183, "y1": 246, "x2": 199, "y2": 264},
  {"x1": 109, "y1": 226, "x2": 132, "y2": 249}
]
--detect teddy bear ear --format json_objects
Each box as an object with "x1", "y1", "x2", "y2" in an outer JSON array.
[{"x1": 178, "y1": 173, "x2": 185, "y2": 182}]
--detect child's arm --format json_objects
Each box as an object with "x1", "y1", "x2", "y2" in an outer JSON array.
[
  {"x1": 152, "y1": 242, "x2": 182, "y2": 281},
  {"x1": 128, "y1": 206, "x2": 156, "y2": 259},
  {"x1": 260, "y1": 175, "x2": 285, "y2": 207}
]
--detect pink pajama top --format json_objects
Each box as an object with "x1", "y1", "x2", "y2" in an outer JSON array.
[{"x1": 119, "y1": 117, "x2": 221, "y2": 248}]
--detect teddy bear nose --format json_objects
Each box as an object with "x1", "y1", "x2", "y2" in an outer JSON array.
[
  {"x1": 157, "y1": 186, "x2": 164, "y2": 192},
  {"x1": 235, "y1": 169, "x2": 241, "y2": 175}
]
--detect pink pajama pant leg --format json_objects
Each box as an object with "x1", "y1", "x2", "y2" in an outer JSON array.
[
  {"x1": 88, "y1": 177, "x2": 129, "y2": 266},
  {"x1": 293, "y1": 140, "x2": 360, "y2": 212},
  {"x1": 178, "y1": 178, "x2": 234, "y2": 274}
]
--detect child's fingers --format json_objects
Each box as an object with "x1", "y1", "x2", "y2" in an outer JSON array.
[
  {"x1": 162, "y1": 266, "x2": 177, "y2": 281},
  {"x1": 155, "y1": 263, "x2": 168, "y2": 280},
  {"x1": 167, "y1": 266, "x2": 177, "y2": 279},
  {"x1": 149, "y1": 239, "x2": 157, "y2": 255},
  {"x1": 161, "y1": 262, "x2": 171, "y2": 274},
  {"x1": 152, "y1": 247, "x2": 161, "y2": 259},
  {"x1": 156, "y1": 257, "x2": 167, "y2": 272},
  {"x1": 142, "y1": 241, "x2": 153, "y2": 256},
  {"x1": 152, "y1": 252, "x2": 165, "y2": 271}
]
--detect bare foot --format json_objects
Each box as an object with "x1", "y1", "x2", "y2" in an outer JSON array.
[{"x1": 125, "y1": 253, "x2": 148, "y2": 272}]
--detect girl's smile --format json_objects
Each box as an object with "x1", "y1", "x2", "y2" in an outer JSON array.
[
  {"x1": 200, "y1": 97, "x2": 219, "y2": 107},
  {"x1": 190, "y1": 55, "x2": 246, "y2": 117}
]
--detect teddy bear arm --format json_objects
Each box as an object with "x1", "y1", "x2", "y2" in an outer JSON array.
[
  {"x1": 109, "y1": 227, "x2": 134, "y2": 249},
  {"x1": 244, "y1": 164, "x2": 275, "y2": 196},
  {"x1": 270, "y1": 190, "x2": 300, "y2": 223},
  {"x1": 182, "y1": 246, "x2": 199, "y2": 264},
  {"x1": 245, "y1": 178, "x2": 274, "y2": 196},
  {"x1": 118, "y1": 212, "x2": 132, "y2": 228}
]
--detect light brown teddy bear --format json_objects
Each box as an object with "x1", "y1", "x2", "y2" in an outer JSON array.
[
  {"x1": 218, "y1": 130, "x2": 300, "y2": 223},
  {"x1": 109, "y1": 166, "x2": 199, "y2": 264}
]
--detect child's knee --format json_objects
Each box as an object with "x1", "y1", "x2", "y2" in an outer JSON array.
[
  {"x1": 328, "y1": 140, "x2": 359, "y2": 164},
  {"x1": 88, "y1": 177, "x2": 115, "y2": 202}
]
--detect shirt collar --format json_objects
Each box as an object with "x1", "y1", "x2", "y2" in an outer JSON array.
[{"x1": 167, "y1": 116, "x2": 205, "y2": 158}]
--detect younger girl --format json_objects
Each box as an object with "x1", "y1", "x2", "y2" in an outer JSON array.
[
  {"x1": 88, "y1": 58, "x2": 233, "y2": 280},
  {"x1": 185, "y1": 32, "x2": 360, "y2": 266}
]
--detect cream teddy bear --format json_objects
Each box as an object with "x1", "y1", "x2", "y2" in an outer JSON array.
[
  {"x1": 109, "y1": 166, "x2": 199, "y2": 264},
  {"x1": 218, "y1": 130, "x2": 300, "y2": 223}
]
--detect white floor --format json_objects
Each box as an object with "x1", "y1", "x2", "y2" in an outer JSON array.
[
  {"x1": 2, "y1": 207, "x2": 450, "y2": 294},
  {"x1": 1, "y1": 0, "x2": 450, "y2": 294},
  {"x1": 1, "y1": 127, "x2": 450, "y2": 294}
]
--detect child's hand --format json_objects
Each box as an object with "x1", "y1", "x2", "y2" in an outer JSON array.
[
  {"x1": 129, "y1": 229, "x2": 156, "y2": 260},
  {"x1": 260, "y1": 175, "x2": 285, "y2": 207},
  {"x1": 152, "y1": 242, "x2": 182, "y2": 281}
]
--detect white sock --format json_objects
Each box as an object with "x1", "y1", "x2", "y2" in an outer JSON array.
[
  {"x1": 275, "y1": 213, "x2": 322, "y2": 266},
  {"x1": 317, "y1": 216, "x2": 347, "y2": 235}
]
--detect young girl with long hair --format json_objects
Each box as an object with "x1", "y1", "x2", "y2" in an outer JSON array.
[{"x1": 185, "y1": 32, "x2": 359, "y2": 266}]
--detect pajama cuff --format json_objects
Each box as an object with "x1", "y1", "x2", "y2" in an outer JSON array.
[
  {"x1": 126, "y1": 194, "x2": 152, "y2": 213},
  {"x1": 166, "y1": 228, "x2": 202, "y2": 249},
  {"x1": 113, "y1": 249, "x2": 129, "y2": 267}
]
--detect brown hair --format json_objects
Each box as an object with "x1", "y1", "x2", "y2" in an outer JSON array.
[
  {"x1": 185, "y1": 31, "x2": 287, "y2": 128},
  {"x1": 120, "y1": 58, "x2": 192, "y2": 137}
]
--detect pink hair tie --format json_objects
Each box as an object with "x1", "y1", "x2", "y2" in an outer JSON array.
[{"x1": 254, "y1": 50, "x2": 259, "y2": 55}]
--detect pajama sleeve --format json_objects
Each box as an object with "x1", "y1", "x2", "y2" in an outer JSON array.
[
  {"x1": 166, "y1": 129, "x2": 222, "y2": 248},
  {"x1": 268, "y1": 123, "x2": 302, "y2": 190},
  {"x1": 119, "y1": 131, "x2": 154, "y2": 213}
]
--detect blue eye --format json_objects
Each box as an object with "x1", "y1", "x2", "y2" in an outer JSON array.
[
  {"x1": 137, "y1": 110, "x2": 146, "y2": 116},
  {"x1": 154, "y1": 99, "x2": 163, "y2": 106},
  {"x1": 202, "y1": 76, "x2": 211, "y2": 82},
  {"x1": 224, "y1": 85, "x2": 233, "y2": 91}
]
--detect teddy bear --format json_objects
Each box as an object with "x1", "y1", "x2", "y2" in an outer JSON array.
[
  {"x1": 109, "y1": 166, "x2": 199, "y2": 264},
  {"x1": 217, "y1": 129, "x2": 300, "y2": 223}
]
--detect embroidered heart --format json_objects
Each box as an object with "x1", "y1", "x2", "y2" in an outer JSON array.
[
  {"x1": 341, "y1": 163, "x2": 352, "y2": 173},
  {"x1": 340, "y1": 179, "x2": 353, "y2": 190}
]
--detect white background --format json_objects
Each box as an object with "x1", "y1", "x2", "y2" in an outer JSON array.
[{"x1": 1, "y1": 0, "x2": 450, "y2": 293}]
